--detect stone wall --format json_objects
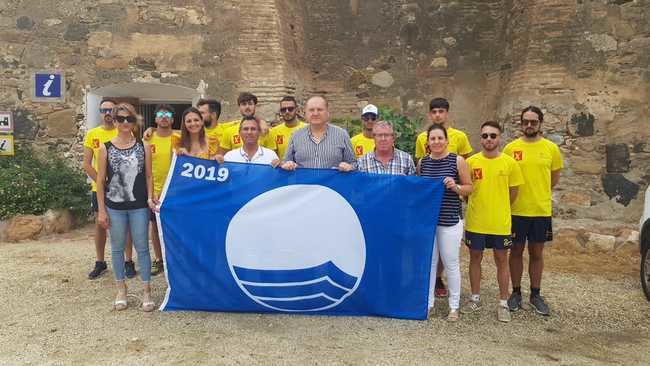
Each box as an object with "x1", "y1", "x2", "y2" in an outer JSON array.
[{"x1": 0, "y1": 0, "x2": 648, "y2": 224}]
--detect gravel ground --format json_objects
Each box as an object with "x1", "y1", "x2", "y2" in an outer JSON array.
[{"x1": 1, "y1": 225, "x2": 649, "y2": 365}]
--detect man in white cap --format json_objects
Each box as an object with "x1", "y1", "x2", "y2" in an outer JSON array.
[{"x1": 350, "y1": 104, "x2": 379, "y2": 159}]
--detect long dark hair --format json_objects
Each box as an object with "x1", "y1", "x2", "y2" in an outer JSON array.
[{"x1": 180, "y1": 107, "x2": 206, "y2": 151}]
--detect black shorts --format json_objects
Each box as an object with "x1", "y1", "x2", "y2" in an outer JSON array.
[
  {"x1": 91, "y1": 192, "x2": 98, "y2": 212},
  {"x1": 511, "y1": 216, "x2": 553, "y2": 244},
  {"x1": 465, "y1": 231, "x2": 512, "y2": 251}
]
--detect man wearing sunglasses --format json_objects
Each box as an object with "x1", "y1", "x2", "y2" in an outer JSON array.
[
  {"x1": 146, "y1": 104, "x2": 180, "y2": 276},
  {"x1": 83, "y1": 98, "x2": 135, "y2": 279},
  {"x1": 415, "y1": 98, "x2": 473, "y2": 298},
  {"x1": 220, "y1": 92, "x2": 269, "y2": 153},
  {"x1": 503, "y1": 106, "x2": 563, "y2": 316},
  {"x1": 462, "y1": 121, "x2": 523, "y2": 323},
  {"x1": 350, "y1": 104, "x2": 378, "y2": 159},
  {"x1": 263, "y1": 96, "x2": 305, "y2": 160}
]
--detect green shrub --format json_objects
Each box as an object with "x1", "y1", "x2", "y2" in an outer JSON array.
[
  {"x1": 332, "y1": 107, "x2": 422, "y2": 155},
  {"x1": 0, "y1": 146, "x2": 90, "y2": 220}
]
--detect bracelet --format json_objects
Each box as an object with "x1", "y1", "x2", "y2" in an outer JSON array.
[{"x1": 455, "y1": 184, "x2": 462, "y2": 193}]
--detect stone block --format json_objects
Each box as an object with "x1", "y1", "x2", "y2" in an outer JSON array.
[
  {"x1": 560, "y1": 191, "x2": 591, "y2": 207},
  {"x1": 13, "y1": 108, "x2": 38, "y2": 140},
  {"x1": 46, "y1": 109, "x2": 76, "y2": 138},
  {"x1": 371, "y1": 71, "x2": 394, "y2": 88},
  {"x1": 585, "y1": 33, "x2": 617, "y2": 52},
  {"x1": 606, "y1": 143, "x2": 630, "y2": 173},
  {"x1": 616, "y1": 228, "x2": 639, "y2": 248},
  {"x1": 43, "y1": 209, "x2": 75, "y2": 234},
  {"x1": 43, "y1": 19, "x2": 62, "y2": 27},
  {"x1": 570, "y1": 112, "x2": 595, "y2": 137},
  {"x1": 570, "y1": 157, "x2": 602, "y2": 174},
  {"x1": 5, "y1": 215, "x2": 43, "y2": 242},
  {"x1": 63, "y1": 23, "x2": 89, "y2": 41},
  {"x1": 96, "y1": 57, "x2": 129, "y2": 70},
  {"x1": 87, "y1": 31, "x2": 113, "y2": 49},
  {"x1": 587, "y1": 232, "x2": 616, "y2": 251},
  {"x1": 633, "y1": 142, "x2": 650, "y2": 153},
  {"x1": 601, "y1": 173, "x2": 639, "y2": 206},
  {"x1": 430, "y1": 57, "x2": 448, "y2": 69},
  {"x1": 16, "y1": 16, "x2": 34, "y2": 30}
]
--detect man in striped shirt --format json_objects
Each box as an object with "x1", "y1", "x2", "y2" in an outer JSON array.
[
  {"x1": 281, "y1": 96, "x2": 356, "y2": 172},
  {"x1": 357, "y1": 121, "x2": 415, "y2": 175}
]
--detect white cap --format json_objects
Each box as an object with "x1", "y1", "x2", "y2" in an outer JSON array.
[{"x1": 361, "y1": 104, "x2": 378, "y2": 117}]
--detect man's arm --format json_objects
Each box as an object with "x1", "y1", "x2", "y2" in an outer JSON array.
[
  {"x1": 551, "y1": 169, "x2": 561, "y2": 188},
  {"x1": 82, "y1": 147, "x2": 97, "y2": 183},
  {"x1": 509, "y1": 186, "x2": 519, "y2": 205}
]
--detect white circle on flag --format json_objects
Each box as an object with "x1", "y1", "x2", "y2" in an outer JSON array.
[{"x1": 225, "y1": 184, "x2": 366, "y2": 312}]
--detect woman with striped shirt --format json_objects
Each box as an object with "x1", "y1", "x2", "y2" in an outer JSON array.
[{"x1": 418, "y1": 124, "x2": 473, "y2": 321}]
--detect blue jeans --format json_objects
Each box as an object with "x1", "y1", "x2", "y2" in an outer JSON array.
[{"x1": 107, "y1": 207, "x2": 151, "y2": 282}]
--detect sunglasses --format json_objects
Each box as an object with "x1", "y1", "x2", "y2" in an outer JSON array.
[
  {"x1": 156, "y1": 111, "x2": 173, "y2": 118},
  {"x1": 481, "y1": 133, "x2": 498, "y2": 139},
  {"x1": 361, "y1": 115, "x2": 377, "y2": 121},
  {"x1": 99, "y1": 108, "x2": 112, "y2": 114},
  {"x1": 280, "y1": 107, "x2": 295, "y2": 113},
  {"x1": 114, "y1": 115, "x2": 136, "y2": 123},
  {"x1": 522, "y1": 119, "x2": 540, "y2": 126}
]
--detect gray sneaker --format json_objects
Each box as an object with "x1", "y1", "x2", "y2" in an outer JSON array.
[
  {"x1": 507, "y1": 292, "x2": 522, "y2": 312},
  {"x1": 497, "y1": 306, "x2": 512, "y2": 322},
  {"x1": 530, "y1": 294, "x2": 550, "y2": 316},
  {"x1": 460, "y1": 300, "x2": 482, "y2": 314}
]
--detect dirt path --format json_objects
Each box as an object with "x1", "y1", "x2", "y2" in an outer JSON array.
[{"x1": 1, "y1": 226, "x2": 648, "y2": 365}]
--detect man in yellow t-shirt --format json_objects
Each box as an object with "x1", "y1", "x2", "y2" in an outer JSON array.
[
  {"x1": 197, "y1": 98, "x2": 237, "y2": 148},
  {"x1": 503, "y1": 106, "x2": 563, "y2": 316},
  {"x1": 83, "y1": 98, "x2": 134, "y2": 279},
  {"x1": 415, "y1": 97, "x2": 473, "y2": 299},
  {"x1": 219, "y1": 92, "x2": 269, "y2": 153},
  {"x1": 146, "y1": 104, "x2": 180, "y2": 276},
  {"x1": 350, "y1": 104, "x2": 378, "y2": 159},
  {"x1": 461, "y1": 121, "x2": 523, "y2": 323},
  {"x1": 415, "y1": 97, "x2": 472, "y2": 160},
  {"x1": 262, "y1": 96, "x2": 306, "y2": 160}
]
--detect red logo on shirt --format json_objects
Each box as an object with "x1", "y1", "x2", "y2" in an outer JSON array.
[
  {"x1": 276, "y1": 135, "x2": 284, "y2": 145},
  {"x1": 233, "y1": 135, "x2": 241, "y2": 144},
  {"x1": 92, "y1": 138, "x2": 100, "y2": 149},
  {"x1": 355, "y1": 146, "x2": 363, "y2": 155},
  {"x1": 151, "y1": 144, "x2": 156, "y2": 154},
  {"x1": 514, "y1": 151, "x2": 523, "y2": 161},
  {"x1": 472, "y1": 168, "x2": 483, "y2": 180}
]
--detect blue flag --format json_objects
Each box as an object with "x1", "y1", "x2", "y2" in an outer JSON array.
[{"x1": 159, "y1": 155, "x2": 444, "y2": 320}]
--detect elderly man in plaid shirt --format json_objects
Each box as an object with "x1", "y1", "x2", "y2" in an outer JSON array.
[{"x1": 357, "y1": 121, "x2": 416, "y2": 176}]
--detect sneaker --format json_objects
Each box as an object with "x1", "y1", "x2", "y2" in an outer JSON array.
[
  {"x1": 88, "y1": 261, "x2": 107, "y2": 279},
  {"x1": 151, "y1": 260, "x2": 164, "y2": 276},
  {"x1": 530, "y1": 294, "x2": 551, "y2": 316},
  {"x1": 125, "y1": 261, "x2": 137, "y2": 279},
  {"x1": 497, "y1": 306, "x2": 512, "y2": 323},
  {"x1": 434, "y1": 287, "x2": 448, "y2": 298},
  {"x1": 460, "y1": 300, "x2": 482, "y2": 314},
  {"x1": 447, "y1": 310, "x2": 460, "y2": 322},
  {"x1": 507, "y1": 292, "x2": 522, "y2": 312}
]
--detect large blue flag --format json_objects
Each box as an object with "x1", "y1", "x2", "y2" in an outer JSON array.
[{"x1": 158, "y1": 155, "x2": 444, "y2": 320}]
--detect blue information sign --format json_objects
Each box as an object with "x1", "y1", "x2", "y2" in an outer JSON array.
[{"x1": 33, "y1": 72, "x2": 64, "y2": 101}]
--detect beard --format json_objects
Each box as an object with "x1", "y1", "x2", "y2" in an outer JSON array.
[{"x1": 523, "y1": 129, "x2": 539, "y2": 138}]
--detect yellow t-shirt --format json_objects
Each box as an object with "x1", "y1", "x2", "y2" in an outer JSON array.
[
  {"x1": 262, "y1": 121, "x2": 306, "y2": 160},
  {"x1": 503, "y1": 138, "x2": 563, "y2": 217},
  {"x1": 219, "y1": 121, "x2": 267, "y2": 152},
  {"x1": 465, "y1": 152, "x2": 524, "y2": 235},
  {"x1": 149, "y1": 132, "x2": 178, "y2": 196},
  {"x1": 83, "y1": 125, "x2": 118, "y2": 192},
  {"x1": 205, "y1": 120, "x2": 238, "y2": 148},
  {"x1": 415, "y1": 126, "x2": 473, "y2": 159},
  {"x1": 350, "y1": 133, "x2": 375, "y2": 159}
]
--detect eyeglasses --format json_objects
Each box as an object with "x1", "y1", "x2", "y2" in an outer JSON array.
[
  {"x1": 156, "y1": 111, "x2": 173, "y2": 118},
  {"x1": 280, "y1": 107, "x2": 295, "y2": 113},
  {"x1": 99, "y1": 108, "x2": 112, "y2": 114},
  {"x1": 361, "y1": 114, "x2": 377, "y2": 121},
  {"x1": 114, "y1": 115, "x2": 136, "y2": 123},
  {"x1": 481, "y1": 133, "x2": 498, "y2": 139},
  {"x1": 522, "y1": 119, "x2": 540, "y2": 126}
]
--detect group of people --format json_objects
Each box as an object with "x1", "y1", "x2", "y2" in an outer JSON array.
[{"x1": 82, "y1": 93, "x2": 563, "y2": 322}]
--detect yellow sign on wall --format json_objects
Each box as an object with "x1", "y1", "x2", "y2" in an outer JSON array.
[{"x1": 0, "y1": 135, "x2": 15, "y2": 156}]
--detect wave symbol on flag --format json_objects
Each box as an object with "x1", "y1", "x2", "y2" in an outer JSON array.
[{"x1": 233, "y1": 261, "x2": 358, "y2": 311}]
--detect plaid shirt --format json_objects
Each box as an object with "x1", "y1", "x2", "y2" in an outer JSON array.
[{"x1": 357, "y1": 148, "x2": 416, "y2": 176}]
